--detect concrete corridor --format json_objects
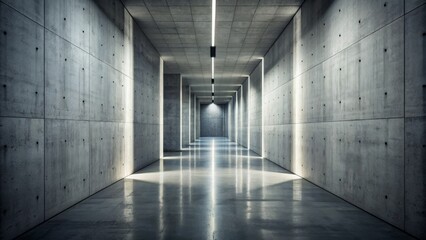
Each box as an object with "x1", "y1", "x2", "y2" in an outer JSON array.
[{"x1": 20, "y1": 138, "x2": 411, "y2": 240}]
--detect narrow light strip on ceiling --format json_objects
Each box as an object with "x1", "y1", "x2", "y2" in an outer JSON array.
[
  {"x1": 211, "y1": 0, "x2": 216, "y2": 46},
  {"x1": 211, "y1": 0, "x2": 216, "y2": 103}
]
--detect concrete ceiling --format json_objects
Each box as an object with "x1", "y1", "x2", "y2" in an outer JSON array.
[{"x1": 123, "y1": 0, "x2": 302, "y2": 100}]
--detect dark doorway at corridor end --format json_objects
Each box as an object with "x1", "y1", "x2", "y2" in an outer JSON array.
[{"x1": 200, "y1": 103, "x2": 228, "y2": 137}]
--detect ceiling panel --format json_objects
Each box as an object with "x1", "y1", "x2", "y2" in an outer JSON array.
[{"x1": 124, "y1": 0, "x2": 301, "y2": 94}]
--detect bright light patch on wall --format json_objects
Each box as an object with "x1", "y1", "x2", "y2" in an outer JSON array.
[
  {"x1": 189, "y1": 87, "x2": 191, "y2": 144},
  {"x1": 247, "y1": 76, "x2": 250, "y2": 150},
  {"x1": 159, "y1": 58, "x2": 164, "y2": 158},
  {"x1": 180, "y1": 75, "x2": 183, "y2": 150},
  {"x1": 211, "y1": 59, "x2": 215, "y2": 79},
  {"x1": 292, "y1": 16, "x2": 303, "y2": 176},
  {"x1": 261, "y1": 57, "x2": 264, "y2": 157}
]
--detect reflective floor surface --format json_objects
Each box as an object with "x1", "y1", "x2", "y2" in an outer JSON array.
[{"x1": 20, "y1": 138, "x2": 412, "y2": 239}]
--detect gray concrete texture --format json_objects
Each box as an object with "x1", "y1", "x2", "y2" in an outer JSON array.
[
  {"x1": 0, "y1": 0, "x2": 161, "y2": 239},
  {"x1": 163, "y1": 74, "x2": 181, "y2": 151},
  {"x1": 190, "y1": 93, "x2": 196, "y2": 142},
  {"x1": 227, "y1": 101, "x2": 232, "y2": 140},
  {"x1": 196, "y1": 98, "x2": 201, "y2": 139},
  {"x1": 239, "y1": 79, "x2": 249, "y2": 148},
  {"x1": 200, "y1": 103, "x2": 227, "y2": 137},
  {"x1": 260, "y1": 0, "x2": 426, "y2": 238},
  {"x1": 229, "y1": 92, "x2": 237, "y2": 142},
  {"x1": 181, "y1": 79, "x2": 190, "y2": 147},
  {"x1": 124, "y1": 0, "x2": 302, "y2": 81},
  {"x1": 249, "y1": 62, "x2": 262, "y2": 156}
]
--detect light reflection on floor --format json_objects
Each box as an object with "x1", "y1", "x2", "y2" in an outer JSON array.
[{"x1": 20, "y1": 137, "x2": 412, "y2": 240}]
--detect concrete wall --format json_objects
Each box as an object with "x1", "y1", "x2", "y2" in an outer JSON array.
[
  {"x1": 224, "y1": 104, "x2": 229, "y2": 138},
  {"x1": 230, "y1": 93, "x2": 237, "y2": 142},
  {"x1": 249, "y1": 63, "x2": 262, "y2": 155},
  {"x1": 163, "y1": 74, "x2": 180, "y2": 151},
  {"x1": 236, "y1": 91, "x2": 242, "y2": 143},
  {"x1": 196, "y1": 98, "x2": 201, "y2": 139},
  {"x1": 235, "y1": 80, "x2": 249, "y2": 147},
  {"x1": 190, "y1": 94, "x2": 196, "y2": 142},
  {"x1": 0, "y1": 0, "x2": 161, "y2": 239},
  {"x1": 261, "y1": 0, "x2": 425, "y2": 238},
  {"x1": 181, "y1": 79, "x2": 190, "y2": 147},
  {"x1": 404, "y1": 2, "x2": 426, "y2": 238},
  {"x1": 227, "y1": 101, "x2": 233, "y2": 139},
  {"x1": 200, "y1": 103, "x2": 227, "y2": 137},
  {"x1": 239, "y1": 80, "x2": 249, "y2": 147}
]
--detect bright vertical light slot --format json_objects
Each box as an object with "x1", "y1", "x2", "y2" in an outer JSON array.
[
  {"x1": 180, "y1": 76, "x2": 183, "y2": 150},
  {"x1": 261, "y1": 58, "x2": 264, "y2": 157},
  {"x1": 240, "y1": 86, "x2": 243, "y2": 146},
  {"x1": 189, "y1": 87, "x2": 191, "y2": 143},
  {"x1": 159, "y1": 58, "x2": 164, "y2": 158},
  {"x1": 247, "y1": 76, "x2": 250, "y2": 150},
  {"x1": 211, "y1": 0, "x2": 216, "y2": 46},
  {"x1": 211, "y1": 59, "x2": 215, "y2": 79}
]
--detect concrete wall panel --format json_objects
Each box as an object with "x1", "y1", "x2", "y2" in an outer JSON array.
[
  {"x1": 90, "y1": 0, "x2": 123, "y2": 70},
  {"x1": 196, "y1": 99, "x2": 201, "y2": 139},
  {"x1": 249, "y1": 62, "x2": 262, "y2": 155},
  {"x1": 1, "y1": 0, "x2": 44, "y2": 25},
  {"x1": 405, "y1": 117, "x2": 426, "y2": 238},
  {"x1": 0, "y1": 118, "x2": 44, "y2": 240},
  {"x1": 191, "y1": 94, "x2": 195, "y2": 142},
  {"x1": 405, "y1": 4, "x2": 426, "y2": 117},
  {"x1": 1, "y1": 0, "x2": 161, "y2": 238},
  {"x1": 240, "y1": 80, "x2": 249, "y2": 147},
  {"x1": 230, "y1": 94, "x2": 236, "y2": 142},
  {"x1": 200, "y1": 103, "x2": 226, "y2": 137},
  {"x1": 163, "y1": 74, "x2": 180, "y2": 151},
  {"x1": 45, "y1": 0, "x2": 90, "y2": 51},
  {"x1": 89, "y1": 56, "x2": 126, "y2": 122},
  {"x1": 405, "y1": 0, "x2": 425, "y2": 12},
  {"x1": 45, "y1": 31, "x2": 90, "y2": 120},
  {"x1": 44, "y1": 119, "x2": 90, "y2": 219},
  {"x1": 264, "y1": 119, "x2": 404, "y2": 227},
  {"x1": 261, "y1": 0, "x2": 413, "y2": 235},
  {"x1": 90, "y1": 121, "x2": 125, "y2": 194},
  {"x1": 181, "y1": 80, "x2": 190, "y2": 147},
  {"x1": 0, "y1": 3, "x2": 44, "y2": 118}
]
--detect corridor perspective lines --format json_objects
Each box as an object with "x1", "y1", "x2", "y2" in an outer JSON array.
[{"x1": 21, "y1": 138, "x2": 411, "y2": 240}]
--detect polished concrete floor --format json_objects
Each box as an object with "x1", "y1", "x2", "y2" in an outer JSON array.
[{"x1": 21, "y1": 138, "x2": 412, "y2": 239}]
